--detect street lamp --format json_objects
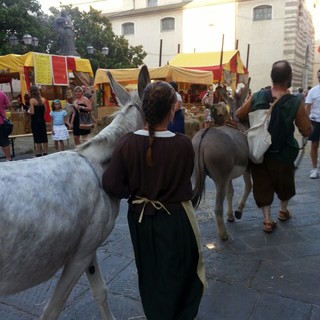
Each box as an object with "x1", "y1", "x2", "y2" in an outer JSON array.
[
  {"x1": 9, "y1": 34, "x2": 18, "y2": 46},
  {"x1": 22, "y1": 33, "x2": 32, "y2": 45},
  {"x1": 101, "y1": 46, "x2": 109, "y2": 56},
  {"x1": 86, "y1": 45, "x2": 94, "y2": 55},
  {"x1": 9, "y1": 32, "x2": 39, "y2": 48},
  {"x1": 86, "y1": 45, "x2": 109, "y2": 56},
  {"x1": 86, "y1": 45, "x2": 109, "y2": 71}
]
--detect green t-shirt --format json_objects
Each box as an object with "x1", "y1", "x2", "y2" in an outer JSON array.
[{"x1": 251, "y1": 90, "x2": 302, "y2": 164}]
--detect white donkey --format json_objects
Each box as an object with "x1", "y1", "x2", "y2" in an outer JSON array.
[{"x1": 0, "y1": 66, "x2": 150, "y2": 319}]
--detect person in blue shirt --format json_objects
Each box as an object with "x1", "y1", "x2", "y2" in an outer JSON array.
[{"x1": 50, "y1": 99, "x2": 71, "y2": 151}]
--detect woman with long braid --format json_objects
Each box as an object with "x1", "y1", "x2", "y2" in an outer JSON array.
[{"x1": 102, "y1": 81, "x2": 205, "y2": 319}]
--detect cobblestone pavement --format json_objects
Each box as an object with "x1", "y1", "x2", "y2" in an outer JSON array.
[{"x1": 0, "y1": 135, "x2": 320, "y2": 320}]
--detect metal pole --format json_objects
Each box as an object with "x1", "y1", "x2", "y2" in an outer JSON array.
[
  {"x1": 246, "y1": 44, "x2": 250, "y2": 70},
  {"x1": 235, "y1": 39, "x2": 239, "y2": 50},
  {"x1": 219, "y1": 34, "x2": 225, "y2": 83},
  {"x1": 178, "y1": 43, "x2": 180, "y2": 53},
  {"x1": 159, "y1": 39, "x2": 163, "y2": 67}
]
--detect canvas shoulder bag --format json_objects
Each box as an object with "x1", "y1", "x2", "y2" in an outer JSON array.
[{"x1": 245, "y1": 94, "x2": 284, "y2": 164}]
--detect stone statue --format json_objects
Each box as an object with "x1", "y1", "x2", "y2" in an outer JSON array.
[{"x1": 53, "y1": 10, "x2": 79, "y2": 56}]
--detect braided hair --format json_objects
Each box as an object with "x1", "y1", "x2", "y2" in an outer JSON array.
[{"x1": 142, "y1": 81, "x2": 177, "y2": 167}]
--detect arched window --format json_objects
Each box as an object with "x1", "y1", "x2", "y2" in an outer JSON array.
[
  {"x1": 122, "y1": 22, "x2": 134, "y2": 36},
  {"x1": 161, "y1": 17, "x2": 175, "y2": 32},
  {"x1": 253, "y1": 5, "x2": 272, "y2": 21}
]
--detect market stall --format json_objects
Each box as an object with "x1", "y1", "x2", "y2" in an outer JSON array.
[
  {"x1": 0, "y1": 51, "x2": 93, "y2": 134},
  {"x1": 169, "y1": 50, "x2": 248, "y2": 92},
  {"x1": 94, "y1": 64, "x2": 213, "y2": 119}
]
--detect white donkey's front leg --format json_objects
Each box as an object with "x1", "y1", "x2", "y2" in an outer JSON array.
[
  {"x1": 86, "y1": 253, "x2": 116, "y2": 320},
  {"x1": 40, "y1": 254, "x2": 94, "y2": 320}
]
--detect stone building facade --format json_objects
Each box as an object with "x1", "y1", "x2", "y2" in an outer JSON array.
[{"x1": 101, "y1": 0, "x2": 315, "y2": 92}]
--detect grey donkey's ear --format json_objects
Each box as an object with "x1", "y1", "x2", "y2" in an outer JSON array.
[
  {"x1": 138, "y1": 65, "x2": 151, "y2": 100},
  {"x1": 237, "y1": 77, "x2": 251, "y2": 107},
  {"x1": 107, "y1": 71, "x2": 131, "y2": 107}
]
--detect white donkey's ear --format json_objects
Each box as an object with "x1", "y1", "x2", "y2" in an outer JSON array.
[
  {"x1": 107, "y1": 71, "x2": 131, "y2": 107},
  {"x1": 138, "y1": 65, "x2": 151, "y2": 100}
]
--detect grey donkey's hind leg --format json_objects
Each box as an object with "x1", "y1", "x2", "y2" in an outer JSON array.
[
  {"x1": 214, "y1": 181, "x2": 229, "y2": 241},
  {"x1": 235, "y1": 170, "x2": 252, "y2": 219},
  {"x1": 226, "y1": 179, "x2": 235, "y2": 222}
]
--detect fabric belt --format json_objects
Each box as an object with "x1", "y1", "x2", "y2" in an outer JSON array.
[{"x1": 132, "y1": 196, "x2": 171, "y2": 223}]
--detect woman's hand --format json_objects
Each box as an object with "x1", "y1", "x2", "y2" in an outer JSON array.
[{"x1": 74, "y1": 102, "x2": 80, "y2": 111}]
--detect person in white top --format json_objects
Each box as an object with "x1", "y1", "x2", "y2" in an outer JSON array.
[{"x1": 305, "y1": 69, "x2": 320, "y2": 179}]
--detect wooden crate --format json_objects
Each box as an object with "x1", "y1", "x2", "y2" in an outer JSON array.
[{"x1": 10, "y1": 112, "x2": 31, "y2": 135}]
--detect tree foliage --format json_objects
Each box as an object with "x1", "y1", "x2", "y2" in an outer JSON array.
[
  {"x1": 0, "y1": 0, "x2": 50, "y2": 54},
  {"x1": 0, "y1": 1, "x2": 147, "y2": 72}
]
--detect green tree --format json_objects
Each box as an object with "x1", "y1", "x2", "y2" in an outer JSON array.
[
  {"x1": 0, "y1": 2, "x2": 147, "y2": 72},
  {"x1": 0, "y1": 0, "x2": 51, "y2": 55}
]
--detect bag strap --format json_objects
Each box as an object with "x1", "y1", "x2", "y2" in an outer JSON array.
[
  {"x1": 246, "y1": 92, "x2": 295, "y2": 133},
  {"x1": 262, "y1": 94, "x2": 283, "y2": 124}
]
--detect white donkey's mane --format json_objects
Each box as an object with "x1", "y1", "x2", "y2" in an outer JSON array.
[{"x1": 77, "y1": 91, "x2": 143, "y2": 169}]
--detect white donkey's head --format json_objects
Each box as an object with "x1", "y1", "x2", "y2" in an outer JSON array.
[{"x1": 78, "y1": 65, "x2": 151, "y2": 167}]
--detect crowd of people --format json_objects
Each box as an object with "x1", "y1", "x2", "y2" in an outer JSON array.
[{"x1": 0, "y1": 84, "x2": 94, "y2": 159}]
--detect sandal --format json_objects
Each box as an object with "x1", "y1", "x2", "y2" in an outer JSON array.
[
  {"x1": 278, "y1": 210, "x2": 291, "y2": 221},
  {"x1": 263, "y1": 220, "x2": 277, "y2": 233}
]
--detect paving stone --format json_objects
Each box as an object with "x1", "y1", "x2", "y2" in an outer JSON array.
[
  {"x1": 281, "y1": 238, "x2": 320, "y2": 258},
  {"x1": 204, "y1": 249, "x2": 260, "y2": 284},
  {"x1": 0, "y1": 303, "x2": 36, "y2": 320},
  {"x1": 60, "y1": 290, "x2": 145, "y2": 320},
  {"x1": 250, "y1": 292, "x2": 311, "y2": 320},
  {"x1": 0, "y1": 278, "x2": 88, "y2": 317},
  {"x1": 197, "y1": 279, "x2": 258, "y2": 320},
  {"x1": 311, "y1": 305, "x2": 320, "y2": 320},
  {"x1": 251, "y1": 256, "x2": 320, "y2": 305}
]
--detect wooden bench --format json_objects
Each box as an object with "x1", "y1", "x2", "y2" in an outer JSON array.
[
  {"x1": 9, "y1": 131, "x2": 73, "y2": 158},
  {"x1": 9, "y1": 133, "x2": 34, "y2": 158}
]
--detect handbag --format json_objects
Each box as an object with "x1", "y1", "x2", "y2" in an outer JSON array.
[
  {"x1": 0, "y1": 113, "x2": 13, "y2": 136},
  {"x1": 245, "y1": 94, "x2": 284, "y2": 164},
  {"x1": 78, "y1": 111, "x2": 94, "y2": 130}
]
